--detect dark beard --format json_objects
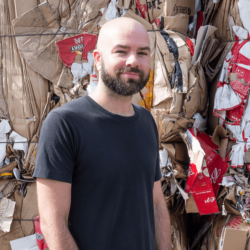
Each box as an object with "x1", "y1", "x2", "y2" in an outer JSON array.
[{"x1": 101, "y1": 62, "x2": 150, "y2": 96}]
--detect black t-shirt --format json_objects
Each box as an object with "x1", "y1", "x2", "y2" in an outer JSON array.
[{"x1": 33, "y1": 95, "x2": 162, "y2": 250}]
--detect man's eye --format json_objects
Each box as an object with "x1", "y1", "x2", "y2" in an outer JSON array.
[
  {"x1": 116, "y1": 50, "x2": 126, "y2": 53},
  {"x1": 138, "y1": 52, "x2": 148, "y2": 55}
]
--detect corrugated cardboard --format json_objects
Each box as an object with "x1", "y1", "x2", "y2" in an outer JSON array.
[
  {"x1": 13, "y1": 0, "x2": 37, "y2": 17},
  {"x1": 12, "y1": 2, "x2": 63, "y2": 85},
  {"x1": 186, "y1": 193, "x2": 199, "y2": 213},
  {"x1": 183, "y1": 62, "x2": 207, "y2": 119},
  {"x1": 0, "y1": 226, "x2": 24, "y2": 250},
  {"x1": 170, "y1": 214, "x2": 188, "y2": 250},
  {"x1": 166, "y1": 0, "x2": 195, "y2": 18},
  {"x1": 21, "y1": 182, "x2": 38, "y2": 236},
  {"x1": 159, "y1": 30, "x2": 192, "y2": 94},
  {"x1": 153, "y1": 41, "x2": 172, "y2": 106},
  {"x1": 212, "y1": 0, "x2": 243, "y2": 40},
  {"x1": 1, "y1": 0, "x2": 49, "y2": 140},
  {"x1": 209, "y1": 215, "x2": 250, "y2": 250},
  {"x1": 163, "y1": 14, "x2": 189, "y2": 34}
]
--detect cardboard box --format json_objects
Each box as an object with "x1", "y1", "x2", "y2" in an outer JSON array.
[
  {"x1": 211, "y1": 215, "x2": 250, "y2": 250},
  {"x1": 167, "y1": 0, "x2": 195, "y2": 18}
]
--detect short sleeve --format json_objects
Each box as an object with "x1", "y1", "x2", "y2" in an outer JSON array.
[
  {"x1": 154, "y1": 143, "x2": 162, "y2": 182},
  {"x1": 33, "y1": 111, "x2": 75, "y2": 183},
  {"x1": 150, "y1": 114, "x2": 162, "y2": 182}
]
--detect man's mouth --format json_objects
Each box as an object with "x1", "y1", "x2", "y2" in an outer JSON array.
[{"x1": 121, "y1": 72, "x2": 140, "y2": 78}]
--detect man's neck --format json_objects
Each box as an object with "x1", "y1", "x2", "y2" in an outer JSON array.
[{"x1": 89, "y1": 82, "x2": 135, "y2": 117}]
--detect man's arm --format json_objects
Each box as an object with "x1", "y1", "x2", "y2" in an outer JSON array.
[
  {"x1": 153, "y1": 180, "x2": 171, "y2": 250},
  {"x1": 36, "y1": 178, "x2": 78, "y2": 250}
]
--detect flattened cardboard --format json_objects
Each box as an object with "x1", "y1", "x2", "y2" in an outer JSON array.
[
  {"x1": 166, "y1": 0, "x2": 195, "y2": 18},
  {"x1": 191, "y1": 25, "x2": 217, "y2": 65},
  {"x1": 163, "y1": 14, "x2": 189, "y2": 34},
  {"x1": 2, "y1": 0, "x2": 48, "y2": 140},
  {"x1": 186, "y1": 193, "x2": 199, "y2": 213},
  {"x1": 12, "y1": 2, "x2": 63, "y2": 84},
  {"x1": 153, "y1": 44, "x2": 172, "y2": 106},
  {"x1": 21, "y1": 182, "x2": 38, "y2": 236},
  {"x1": 212, "y1": 0, "x2": 243, "y2": 40},
  {"x1": 212, "y1": 125, "x2": 232, "y2": 160},
  {"x1": 183, "y1": 62, "x2": 207, "y2": 119},
  {"x1": 245, "y1": 148, "x2": 250, "y2": 163},
  {"x1": 211, "y1": 215, "x2": 250, "y2": 250},
  {"x1": 14, "y1": 0, "x2": 37, "y2": 17}
]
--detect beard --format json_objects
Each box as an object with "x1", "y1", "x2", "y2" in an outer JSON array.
[{"x1": 101, "y1": 61, "x2": 150, "y2": 96}]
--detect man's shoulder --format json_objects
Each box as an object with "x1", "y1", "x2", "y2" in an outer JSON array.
[
  {"x1": 43, "y1": 96, "x2": 93, "y2": 130},
  {"x1": 133, "y1": 104, "x2": 153, "y2": 120},
  {"x1": 53, "y1": 96, "x2": 90, "y2": 116}
]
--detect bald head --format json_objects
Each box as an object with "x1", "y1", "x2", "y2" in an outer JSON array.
[
  {"x1": 97, "y1": 17, "x2": 150, "y2": 52},
  {"x1": 93, "y1": 17, "x2": 151, "y2": 97}
]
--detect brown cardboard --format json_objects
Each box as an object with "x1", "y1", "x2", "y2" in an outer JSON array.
[
  {"x1": 163, "y1": 14, "x2": 189, "y2": 34},
  {"x1": 0, "y1": 227, "x2": 24, "y2": 250},
  {"x1": 13, "y1": 0, "x2": 37, "y2": 17},
  {"x1": 210, "y1": 215, "x2": 250, "y2": 250},
  {"x1": 245, "y1": 148, "x2": 250, "y2": 163},
  {"x1": 170, "y1": 214, "x2": 188, "y2": 250},
  {"x1": 212, "y1": 0, "x2": 243, "y2": 40},
  {"x1": 222, "y1": 227, "x2": 247, "y2": 250},
  {"x1": 21, "y1": 182, "x2": 38, "y2": 236},
  {"x1": 124, "y1": 0, "x2": 131, "y2": 9},
  {"x1": 84, "y1": 0, "x2": 110, "y2": 23},
  {"x1": 2, "y1": 0, "x2": 49, "y2": 140},
  {"x1": 186, "y1": 193, "x2": 199, "y2": 213},
  {"x1": 153, "y1": 43, "x2": 172, "y2": 106},
  {"x1": 166, "y1": 0, "x2": 195, "y2": 18},
  {"x1": 203, "y1": 39, "x2": 233, "y2": 83},
  {"x1": 170, "y1": 86, "x2": 184, "y2": 114},
  {"x1": 47, "y1": 0, "x2": 74, "y2": 21},
  {"x1": 12, "y1": 2, "x2": 63, "y2": 85},
  {"x1": 183, "y1": 62, "x2": 207, "y2": 119},
  {"x1": 161, "y1": 142, "x2": 189, "y2": 168},
  {"x1": 0, "y1": 69, "x2": 8, "y2": 119},
  {"x1": 159, "y1": 30, "x2": 192, "y2": 94},
  {"x1": 174, "y1": 143, "x2": 189, "y2": 167},
  {"x1": 212, "y1": 125, "x2": 231, "y2": 160},
  {"x1": 160, "y1": 114, "x2": 194, "y2": 143},
  {"x1": 0, "y1": 162, "x2": 17, "y2": 174}
]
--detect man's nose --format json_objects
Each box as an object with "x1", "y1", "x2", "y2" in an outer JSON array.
[{"x1": 125, "y1": 53, "x2": 140, "y2": 68}]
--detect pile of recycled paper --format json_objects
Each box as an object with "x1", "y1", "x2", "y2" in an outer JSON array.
[{"x1": 1, "y1": 0, "x2": 250, "y2": 249}]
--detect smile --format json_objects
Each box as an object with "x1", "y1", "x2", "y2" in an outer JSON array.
[{"x1": 121, "y1": 72, "x2": 140, "y2": 78}]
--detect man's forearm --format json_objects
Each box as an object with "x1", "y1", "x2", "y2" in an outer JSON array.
[
  {"x1": 154, "y1": 200, "x2": 171, "y2": 250},
  {"x1": 41, "y1": 220, "x2": 78, "y2": 250}
]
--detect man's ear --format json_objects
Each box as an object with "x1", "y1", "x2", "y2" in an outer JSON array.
[{"x1": 93, "y1": 49, "x2": 102, "y2": 71}]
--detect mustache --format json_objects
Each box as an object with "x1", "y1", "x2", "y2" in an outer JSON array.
[{"x1": 115, "y1": 67, "x2": 144, "y2": 77}]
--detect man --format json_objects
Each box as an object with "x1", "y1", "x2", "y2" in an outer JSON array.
[{"x1": 34, "y1": 17, "x2": 171, "y2": 250}]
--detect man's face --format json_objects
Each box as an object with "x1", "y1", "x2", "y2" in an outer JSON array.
[
  {"x1": 98, "y1": 25, "x2": 151, "y2": 96},
  {"x1": 101, "y1": 61, "x2": 150, "y2": 96}
]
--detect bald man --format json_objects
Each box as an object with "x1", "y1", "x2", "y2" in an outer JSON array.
[{"x1": 34, "y1": 17, "x2": 171, "y2": 250}]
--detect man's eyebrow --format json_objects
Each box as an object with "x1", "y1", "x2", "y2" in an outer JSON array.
[
  {"x1": 138, "y1": 46, "x2": 150, "y2": 52},
  {"x1": 113, "y1": 45, "x2": 130, "y2": 50}
]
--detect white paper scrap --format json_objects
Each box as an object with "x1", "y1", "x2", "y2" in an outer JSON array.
[
  {"x1": 0, "y1": 120, "x2": 11, "y2": 164},
  {"x1": 10, "y1": 234, "x2": 39, "y2": 250},
  {"x1": 0, "y1": 197, "x2": 16, "y2": 232},
  {"x1": 159, "y1": 149, "x2": 168, "y2": 168}
]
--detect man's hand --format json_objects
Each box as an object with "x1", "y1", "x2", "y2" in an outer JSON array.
[
  {"x1": 153, "y1": 180, "x2": 171, "y2": 250},
  {"x1": 36, "y1": 178, "x2": 79, "y2": 250}
]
